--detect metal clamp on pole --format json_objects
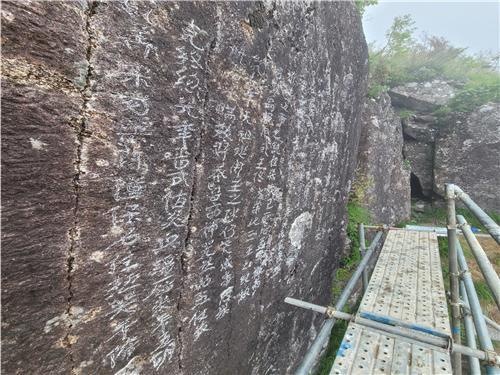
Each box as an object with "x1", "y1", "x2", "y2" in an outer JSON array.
[
  {"x1": 284, "y1": 298, "x2": 353, "y2": 322},
  {"x1": 458, "y1": 268, "x2": 470, "y2": 279},
  {"x1": 446, "y1": 183, "x2": 462, "y2": 374},
  {"x1": 484, "y1": 349, "x2": 500, "y2": 367},
  {"x1": 325, "y1": 307, "x2": 337, "y2": 319}
]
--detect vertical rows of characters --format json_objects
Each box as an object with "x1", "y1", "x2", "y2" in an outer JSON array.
[
  {"x1": 96, "y1": 3, "x2": 203, "y2": 371},
  {"x1": 100, "y1": 4, "x2": 155, "y2": 368},
  {"x1": 156, "y1": 14, "x2": 211, "y2": 370},
  {"x1": 185, "y1": 30, "x2": 294, "y2": 362}
]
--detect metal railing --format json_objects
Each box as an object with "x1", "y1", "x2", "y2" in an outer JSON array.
[
  {"x1": 283, "y1": 183, "x2": 500, "y2": 374},
  {"x1": 290, "y1": 230, "x2": 384, "y2": 374},
  {"x1": 446, "y1": 183, "x2": 500, "y2": 374}
]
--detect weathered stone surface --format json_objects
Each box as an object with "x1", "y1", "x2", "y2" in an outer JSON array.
[
  {"x1": 356, "y1": 93, "x2": 410, "y2": 224},
  {"x1": 1, "y1": 1, "x2": 89, "y2": 88},
  {"x1": 404, "y1": 140, "x2": 435, "y2": 197},
  {"x1": 389, "y1": 80, "x2": 456, "y2": 112},
  {"x1": 434, "y1": 103, "x2": 500, "y2": 211},
  {"x1": 1, "y1": 2, "x2": 88, "y2": 374},
  {"x1": 389, "y1": 81, "x2": 455, "y2": 199},
  {"x1": 391, "y1": 80, "x2": 499, "y2": 205},
  {"x1": 401, "y1": 116, "x2": 438, "y2": 198},
  {"x1": 402, "y1": 116, "x2": 438, "y2": 144},
  {"x1": 1, "y1": 1, "x2": 368, "y2": 374}
]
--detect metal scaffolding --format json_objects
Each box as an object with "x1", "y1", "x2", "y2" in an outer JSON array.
[{"x1": 285, "y1": 184, "x2": 500, "y2": 374}]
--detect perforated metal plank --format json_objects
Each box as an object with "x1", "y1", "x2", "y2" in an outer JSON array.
[
  {"x1": 374, "y1": 333, "x2": 395, "y2": 373},
  {"x1": 332, "y1": 324, "x2": 362, "y2": 374},
  {"x1": 331, "y1": 230, "x2": 452, "y2": 374}
]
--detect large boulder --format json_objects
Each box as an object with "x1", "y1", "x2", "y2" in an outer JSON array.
[
  {"x1": 1, "y1": 2, "x2": 368, "y2": 374},
  {"x1": 356, "y1": 93, "x2": 410, "y2": 224},
  {"x1": 434, "y1": 103, "x2": 500, "y2": 211},
  {"x1": 389, "y1": 80, "x2": 456, "y2": 112}
]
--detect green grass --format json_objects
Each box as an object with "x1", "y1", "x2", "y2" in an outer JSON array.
[
  {"x1": 332, "y1": 202, "x2": 371, "y2": 300},
  {"x1": 398, "y1": 109, "x2": 415, "y2": 120},
  {"x1": 314, "y1": 311, "x2": 351, "y2": 375},
  {"x1": 345, "y1": 203, "x2": 371, "y2": 264},
  {"x1": 474, "y1": 280, "x2": 495, "y2": 303},
  {"x1": 494, "y1": 340, "x2": 500, "y2": 351},
  {"x1": 438, "y1": 237, "x2": 450, "y2": 291},
  {"x1": 408, "y1": 200, "x2": 499, "y2": 233},
  {"x1": 315, "y1": 201, "x2": 371, "y2": 374}
]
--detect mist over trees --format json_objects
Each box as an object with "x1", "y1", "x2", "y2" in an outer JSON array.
[{"x1": 368, "y1": 14, "x2": 500, "y2": 113}]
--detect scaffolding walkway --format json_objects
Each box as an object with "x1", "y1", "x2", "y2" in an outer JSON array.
[
  {"x1": 286, "y1": 184, "x2": 500, "y2": 375},
  {"x1": 330, "y1": 229, "x2": 452, "y2": 374}
]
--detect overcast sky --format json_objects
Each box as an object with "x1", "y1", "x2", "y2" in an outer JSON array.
[{"x1": 363, "y1": 1, "x2": 500, "y2": 56}]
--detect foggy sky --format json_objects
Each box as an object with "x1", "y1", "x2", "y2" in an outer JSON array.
[{"x1": 363, "y1": 1, "x2": 500, "y2": 56}]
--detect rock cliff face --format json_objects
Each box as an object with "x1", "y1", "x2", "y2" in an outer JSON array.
[
  {"x1": 356, "y1": 93, "x2": 410, "y2": 224},
  {"x1": 1, "y1": 2, "x2": 368, "y2": 374},
  {"x1": 434, "y1": 103, "x2": 500, "y2": 211}
]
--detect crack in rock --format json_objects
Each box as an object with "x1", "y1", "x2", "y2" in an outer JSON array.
[{"x1": 64, "y1": 1, "x2": 98, "y2": 371}]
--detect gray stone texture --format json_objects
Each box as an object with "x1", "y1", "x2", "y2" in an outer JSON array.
[
  {"x1": 389, "y1": 80, "x2": 456, "y2": 112},
  {"x1": 434, "y1": 103, "x2": 500, "y2": 211},
  {"x1": 390, "y1": 80, "x2": 499, "y2": 210},
  {"x1": 402, "y1": 117, "x2": 438, "y2": 197},
  {"x1": 390, "y1": 81, "x2": 456, "y2": 199},
  {"x1": 357, "y1": 93, "x2": 411, "y2": 224},
  {"x1": 1, "y1": 1, "x2": 368, "y2": 374},
  {"x1": 1, "y1": 2, "x2": 89, "y2": 374}
]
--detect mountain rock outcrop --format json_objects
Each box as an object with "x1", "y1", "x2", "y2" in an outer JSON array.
[
  {"x1": 389, "y1": 80, "x2": 456, "y2": 112},
  {"x1": 356, "y1": 93, "x2": 410, "y2": 224},
  {"x1": 1, "y1": 2, "x2": 368, "y2": 374},
  {"x1": 389, "y1": 80, "x2": 456, "y2": 199},
  {"x1": 389, "y1": 81, "x2": 499, "y2": 212},
  {"x1": 434, "y1": 103, "x2": 500, "y2": 211}
]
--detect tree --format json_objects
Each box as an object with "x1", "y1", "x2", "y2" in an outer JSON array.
[
  {"x1": 366, "y1": 14, "x2": 500, "y2": 111},
  {"x1": 383, "y1": 14, "x2": 416, "y2": 56},
  {"x1": 355, "y1": 0, "x2": 378, "y2": 15}
]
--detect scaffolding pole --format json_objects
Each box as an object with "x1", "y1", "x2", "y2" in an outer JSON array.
[
  {"x1": 453, "y1": 184, "x2": 500, "y2": 245},
  {"x1": 446, "y1": 183, "x2": 462, "y2": 374},
  {"x1": 460, "y1": 280, "x2": 481, "y2": 375},
  {"x1": 457, "y1": 215, "x2": 500, "y2": 309},
  {"x1": 285, "y1": 297, "x2": 500, "y2": 366},
  {"x1": 292, "y1": 231, "x2": 383, "y2": 375},
  {"x1": 359, "y1": 223, "x2": 368, "y2": 292},
  {"x1": 457, "y1": 240, "x2": 500, "y2": 375}
]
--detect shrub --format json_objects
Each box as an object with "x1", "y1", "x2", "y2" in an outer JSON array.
[
  {"x1": 367, "y1": 14, "x2": 500, "y2": 112},
  {"x1": 355, "y1": 0, "x2": 378, "y2": 15},
  {"x1": 398, "y1": 110, "x2": 415, "y2": 120},
  {"x1": 447, "y1": 74, "x2": 500, "y2": 112}
]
